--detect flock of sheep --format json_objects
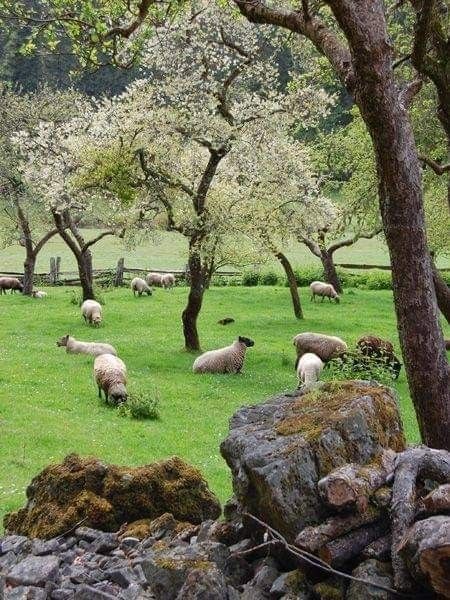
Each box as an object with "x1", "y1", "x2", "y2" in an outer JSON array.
[{"x1": 4, "y1": 272, "x2": 403, "y2": 404}]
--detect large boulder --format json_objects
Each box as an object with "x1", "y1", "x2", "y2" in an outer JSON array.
[
  {"x1": 4, "y1": 454, "x2": 221, "y2": 539},
  {"x1": 220, "y1": 380, "x2": 405, "y2": 541}
]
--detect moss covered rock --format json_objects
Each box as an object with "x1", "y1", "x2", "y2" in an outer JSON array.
[
  {"x1": 4, "y1": 454, "x2": 221, "y2": 539},
  {"x1": 220, "y1": 380, "x2": 405, "y2": 541}
]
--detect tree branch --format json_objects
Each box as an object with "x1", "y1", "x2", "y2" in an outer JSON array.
[
  {"x1": 83, "y1": 230, "x2": 117, "y2": 251},
  {"x1": 328, "y1": 228, "x2": 382, "y2": 255},
  {"x1": 298, "y1": 235, "x2": 321, "y2": 257},
  {"x1": 104, "y1": 0, "x2": 159, "y2": 39},
  {"x1": 419, "y1": 155, "x2": 450, "y2": 175},
  {"x1": 34, "y1": 228, "x2": 59, "y2": 254}
]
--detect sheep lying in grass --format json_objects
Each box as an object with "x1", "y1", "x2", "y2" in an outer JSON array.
[
  {"x1": 57, "y1": 335, "x2": 117, "y2": 357},
  {"x1": 310, "y1": 281, "x2": 340, "y2": 303},
  {"x1": 81, "y1": 299, "x2": 102, "y2": 326},
  {"x1": 193, "y1": 336, "x2": 255, "y2": 374},
  {"x1": 94, "y1": 353, "x2": 127, "y2": 405},
  {"x1": 297, "y1": 353, "x2": 324, "y2": 387},
  {"x1": 293, "y1": 332, "x2": 347, "y2": 365},
  {"x1": 131, "y1": 277, "x2": 152, "y2": 297},
  {"x1": 145, "y1": 272, "x2": 175, "y2": 289},
  {"x1": 31, "y1": 290, "x2": 47, "y2": 299},
  {"x1": 0, "y1": 277, "x2": 23, "y2": 294}
]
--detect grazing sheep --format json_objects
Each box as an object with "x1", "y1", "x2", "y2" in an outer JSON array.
[
  {"x1": 94, "y1": 353, "x2": 127, "y2": 405},
  {"x1": 310, "y1": 281, "x2": 340, "y2": 303},
  {"x1": 193, "y1": 336, "x2": 255, "y2": 374},
  {"x1": 31, "y1": 290, "x2": 47, "y2": 299},
  {"x1": 297, "y1": 353, "x2": 324, "y2": 387},
  {"x1": 218, "y1": 318, "x2": 235, "y2": 326},
  {"x1": 81, "y1": 299, "x2": 102, "y2": 327},
  {"x1": 0, "y1": 277, "x2": 23, "y2": 294},
  {"x1": 57, "y1": 334, "x2": 117, "y2": 357},
  {"x1": 293, "y1": 332, "x2": 347, "y2": 364},
  {"x1": 131, "y1": 277, "x2": 152, "y2": 297},
  {"x1": 145, "y1": 272, "x2": 175, "y2": 289},
  {"x1": 356, "y1": 335, "x2": 402, "y2": 379}
]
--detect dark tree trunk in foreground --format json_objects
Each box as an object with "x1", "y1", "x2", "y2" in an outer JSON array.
[
  {"x1": 22, "y1": 255, "x2": 36, "y2": 295},
  {"x1": 275, "y1": 252, "x2": 303, "y2": 319},
  {"x1": 182, "y1": 248, "x2": 205, "y2": 352},
  {"x1": 233, "y1": 0, "x2": 450, "y2": 450}
]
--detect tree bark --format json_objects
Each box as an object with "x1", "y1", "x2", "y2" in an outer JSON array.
[
  {"x1": 182, "y1": 246, "x2": 205, "y2": 352},
  {"x1": 320, "y1": 250, "x2": 342, "y2": 294},
  {"x1": 275, "y1": 252, "x2": 303, "y2": 319},
  {"x1": 22, "y1": 253, "x2": 36, "y2": 295}
]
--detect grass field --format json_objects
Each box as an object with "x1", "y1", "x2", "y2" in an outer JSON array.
[
  {"x1": 2, "y1": 284, "x2": 448, "y2": 527},
  {"x1": 1, "y1": 230, "x2": 449, "y2": 273}
]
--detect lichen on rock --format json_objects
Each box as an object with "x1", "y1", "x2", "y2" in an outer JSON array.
[{"x1": 4, "y1": 454, "x2": 221, "y2": 539}]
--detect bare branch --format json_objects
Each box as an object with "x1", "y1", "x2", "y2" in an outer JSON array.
[
  {"x1": 419, "y1": 155, "x2": 450, "y2": 175},
  {"x1": 328, "y1": 228, "x2": 382, "y2": 255}
]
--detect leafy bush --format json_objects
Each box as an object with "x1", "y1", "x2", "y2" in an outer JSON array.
[
  {"x1": 227, "y1": 277, "x2": 242, "y2": 287},
  {"x1": 211, "y1": 276, "x2": 228, "y2": 287},
  {"x1": 242, "y1": 271, "x2": 260, "y2": 286},
  {"x1": 69, "y1": 286, "x2": 106, "y2": 306},
  {"x1": 117, "y1": 389, "x2": 160, "y2": 420},
  {"x1": 324, "y1": 352, "x2": 398, "y2": 385},
  {"x1": 290, "y1": 265, "x2": 324, "y2": 286},
  {"x1": 260, "y1": 271, "x2": 280, "y2": 286},
  {"x1": 362, "y1": 270, "x2": 392, "y2": 290}
]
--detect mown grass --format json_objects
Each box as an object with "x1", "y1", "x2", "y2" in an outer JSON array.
[{"x1": 1, "y1": 285, "x2": 448, "y2": 526}]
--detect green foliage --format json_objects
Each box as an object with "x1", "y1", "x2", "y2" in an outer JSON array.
[
  {"x1": 241, "y1": 271, "x2": 260, "y2": 286},
  {"x1": 260, "y1": 271, "x2": 279, "y2": 286},
  {"x1": 324, "y1": 353, "x2": 399, "y2": 386},
  {"x1": 117, "y1": 388, "x2": 160, "y2": 420},
  {"x1": 291, "y1": 266, "x2": 325, "y2": 286}
]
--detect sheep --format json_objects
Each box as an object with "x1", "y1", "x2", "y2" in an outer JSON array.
[
  {"x1": 297, "y1": 353, "x2": 324, "y2": 387},
  {"x1": 193, "y1": 336, "x2": 255, "y2": 374},
  {"x1": 356, "y1": 335, "x2": 402, "y2": 379},
  {"x1": 57, "y1": 334, "x2": 117, "y2": 357},
  {"x1": 131, "y1": 277, "x2": 152, "y2": 297},
  {"x1": 94, "y1": 353, "x2": 127, "y2": 405},
  {"x1": 310, "y1": 281, "x2": 340, "y2": 303},
  {"x1": 0, "y1": 277, "x2": 23, "y2": 294},
  {"x1": 145, "y1": 272, "x2": 175, "y2": 289},
  {"x1": 31, "y1": 290, "x2": 47, "y2": 299},
  {"x1": 81, "y1": 299, "x2": 102, "y2": 327},
  {"x1": 293, "y1": 332, "x2": 347, "y2": 365}
]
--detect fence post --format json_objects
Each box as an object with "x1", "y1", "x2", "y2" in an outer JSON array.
[
  {"x1": 55, "y1": 256, "x2": 61, "y2": 281},
  {"x1": 114, "y1": 258, "x2": 125, "y2": 287},
  {"x1": 49, "y1": 257, "x2": 57, "y2": 285}
]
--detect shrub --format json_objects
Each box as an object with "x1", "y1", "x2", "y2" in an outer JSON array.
[
  {"x1": 69, "y1": 287, "x2": 106, "y2": 306},
  {"x1": 362, "y1": 270, "x2": 392, "y2": 290},
  {"x1": 211, "y1": 276, "x2": 228, "y2": 287},
  {"x1": 324, "y1": 352, "x2": 397, "y2": 385},
  {"x1": 290, "y1": 265, "x2": 324, "y2": 287},
  {"x1": 227, "y1": 277, "x2": 242, "y2": 287},
  {"x1": 242, "y1": 270, "x2": 260, "y2": 286},
  {"x1": 260, "y1": 271, "x2": 279, "y2": 286},
  {"x1": 117, "y1": 389, "x2": 160, "y2": 420}
]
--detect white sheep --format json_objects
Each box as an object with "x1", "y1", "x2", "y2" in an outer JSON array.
[
  {"x1": 94, "y1": 353, "x2": 127, "y2": 405},
  {"x1": 293, "y1": 332, "x2": 347, "y2": 364},
  {"x1": 161, "y1": 273, "x2": 175, "y2": 289},
  {"x1": 310, "y1": 281, "x2": 340, "y2": 303},
  {"x1": 81, "y1": 299, "x2": 102, "y2": 327},
  {"x1": 297, "y1": 353, "x2": 324, "y2": 387},
  {"x1": 31, "y1": 290, "x2": 47, "y2": 299},
  {"x1": 57, "y1": 334, "x2": 117, "y2": 357},
  {"x1": 193, "y1": 336, "x2": 255, "y2": 374},
  {"x1": 131, "y1": 277, "x2": 152, "y2": 297},
  {"x1": 145, "y1": 272, "x2": 175, "y2": 289}
]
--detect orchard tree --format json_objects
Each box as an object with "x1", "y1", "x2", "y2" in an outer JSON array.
[{"x1": 72, "y1": 6, "x2": 328, "y2": 350}]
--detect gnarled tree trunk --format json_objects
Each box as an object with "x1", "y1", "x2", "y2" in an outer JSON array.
[
  {"x1": 22, "y1": 254, "x2": 36, "y2": 295},
  {"x1": 182, "y1": 247, "x2": 205, "y2": 352},
  {"x1": 320, "y1": 249, "x2": 342, "y2": 294},
  {"x1": 275, "y1": 251, "x2": 303, "y2": 319}
]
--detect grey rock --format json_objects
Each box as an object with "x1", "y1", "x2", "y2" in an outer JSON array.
[
  {"x1": 195, "y1": 521, "x2": 215, "y2": 543},
  {"x1": 51, "y1": 590, "x2": 75, "y2": 600},
  {"x1": 1, "y1": 536, "x2": 29, "y2": 555},
  {"x1": 59, "y1": 538, "x2": 77, "y2": 552},
  {"x1": 220, "y1": 381, "x2": 405, "y2": 541},
  {"x1": 74, "y1": 527, "x2": 102, "y2": 542},
  {"x1": 270, "y1": 571, "x2": 309, "y2": 598},
  {"x1": 31, "y1": 539, "x2": 60, "y2": 556},
  {"x1": 92, "y1": 534, "x2": 119, "y2": 555},
  {"x1": 346, "y1": 560, "x2": 393, "y2": 600},
  {"x1": 228, "y1": 539, "x2": 253, "y2": 554},
  {"x1": 5, "y1": 585, "x2": 47, "y2": 599},
  {"x1": 175, "y1": 567, "x2": 231, "y2": 599},
  {"x1": 6, "y1": 555, "x2": 60, "y2": 587},
  {"x1": 73, "y1": 585, "x2": 117, "y2": 600},
  {"x1": 241, "y1": 558, "x2": 279, "y2": 600},
  {"x1": 0, "y1": 551, "x2": 18, "y2": 570},
  {"x1": 105, "y1": 567, "x2": 136, "y2": 588},
  {"x1": 120, "y1": 537, "x2": 140, "y2": 550},
  {"x1": 198, "y1": 542, "x2": 230, "y2": 572}
]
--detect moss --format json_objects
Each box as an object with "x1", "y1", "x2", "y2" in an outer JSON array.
[
  {"x1": 313, "y1": 581, "x2": 344, "y2": 600},
  {"x1": 154, "y1": 558, "x2": 212, "y2": 571},
  {"x1": 4, "y1": 454, "x2": 221, "y2": 539}
]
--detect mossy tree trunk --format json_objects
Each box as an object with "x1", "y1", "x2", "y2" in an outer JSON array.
[{"x1": 275, "y1": 251, "x2": 303, "y2": 319}]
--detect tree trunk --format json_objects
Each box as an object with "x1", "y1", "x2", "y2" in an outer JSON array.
[
  {"x1": 431, "y1": 261, "x2": 450, "y2": 324},
  {"x1": 78, "y1": 250, "x2": 95, "y2": 301},
  {"x1": 182, "y1": 248, "x2": 204, "y2": 352},
  {"x1": 22, "y1": 252, "x2": 36, "y2": 295},
  {"x1": 275, "y1": 252, "x2": 303, "y2": 319},
  {"x1": 329, "y1": 0, "x2": 450, "y2": 450},
  {"x1": 320, "y1": 250, "x2": 342, "y2": 294}
]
